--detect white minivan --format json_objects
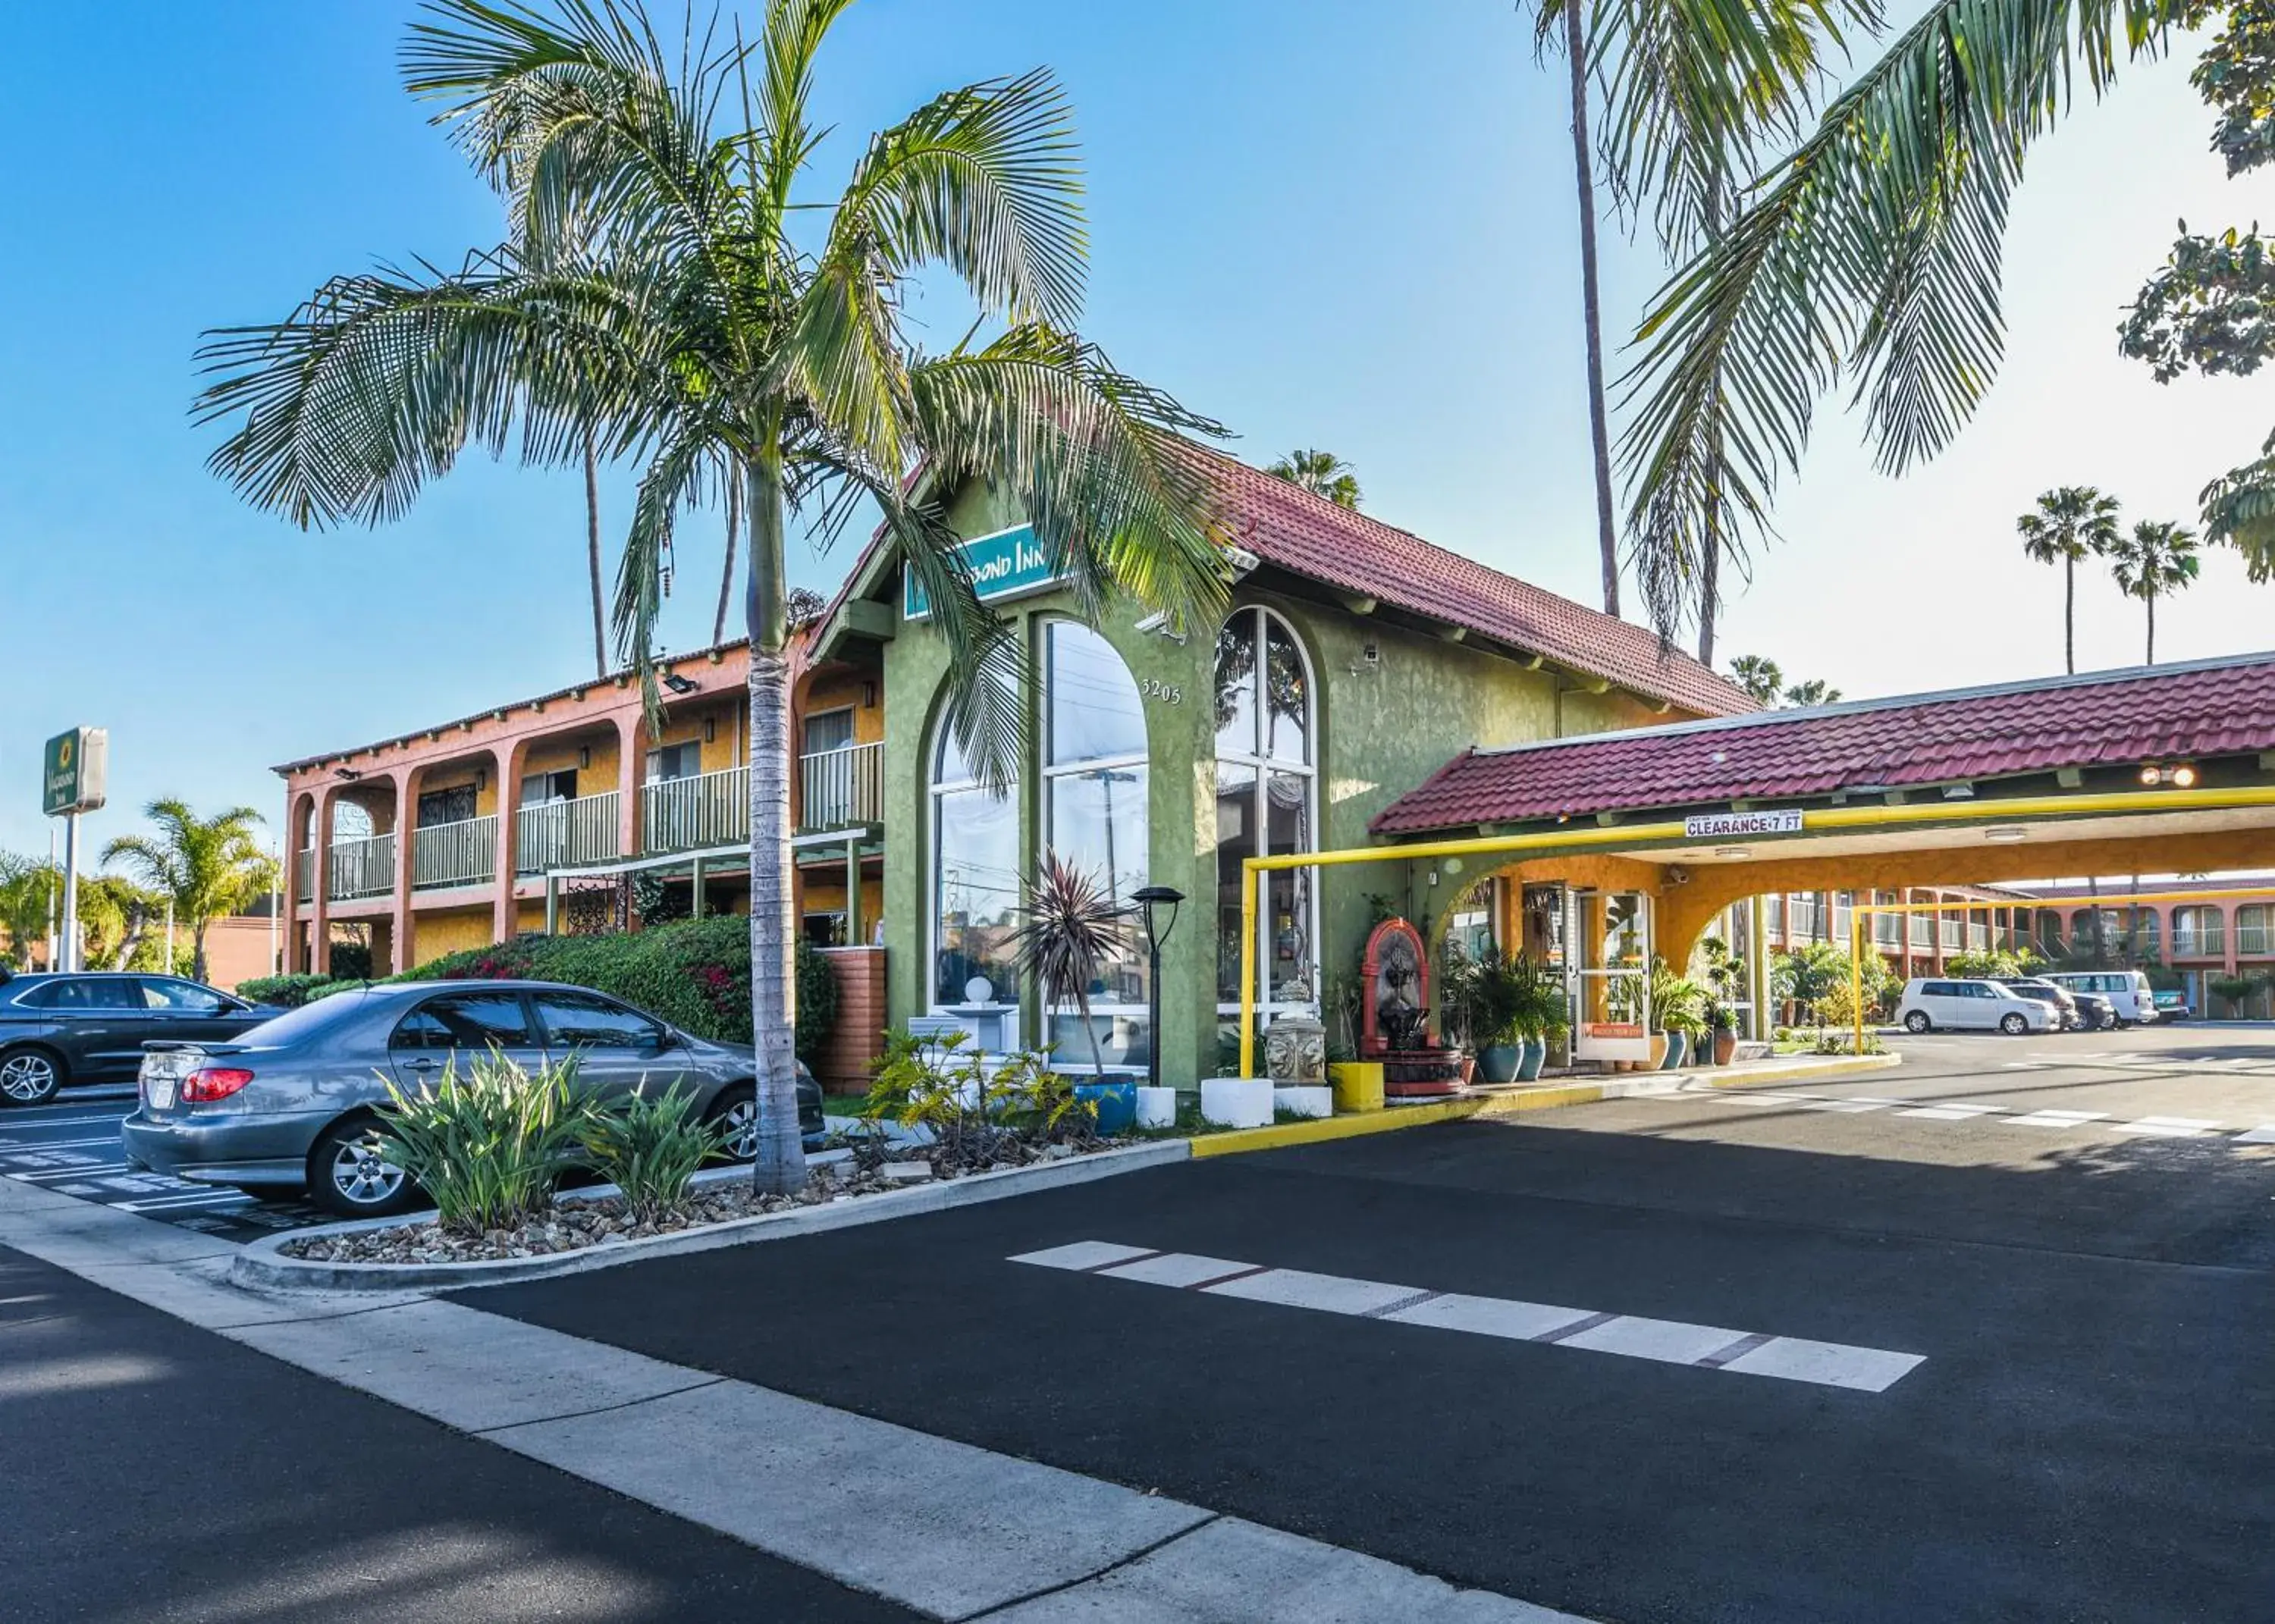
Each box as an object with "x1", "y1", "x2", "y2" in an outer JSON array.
[
  {"x1": 2041, "y1": 970, "x2": 2160, "y2": 1027},
  {"x1": 1898, "y1": 977, "x2": 2059, "y2": 1035}
]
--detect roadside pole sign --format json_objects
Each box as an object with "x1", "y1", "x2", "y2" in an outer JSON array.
[
  {"x1": 43, "y1": 727, "x2": 106, "y2": 973},
  {"x1": 43, "y1": 728, "x2": 107, "y2": 816}
]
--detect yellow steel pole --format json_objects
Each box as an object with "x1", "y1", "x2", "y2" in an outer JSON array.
[
  {"x1": 1851, "y1": 907, "x2": 1866, "y2": 1057},
  {"x1": 1238, "y1": 864, "x2": 1260, "y2": 1079}
]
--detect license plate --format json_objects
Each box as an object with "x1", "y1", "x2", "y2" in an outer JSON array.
[{"x1": 141, "y1": 1052, "x2": 186, "y2": 1110}]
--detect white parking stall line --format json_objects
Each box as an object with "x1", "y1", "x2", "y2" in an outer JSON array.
[
  {"x1": 2110, "y1": 1117, "x2": 2224, "y2": 1138},
  {"x1": 111, "y1": 1190, "x2": 255, "y2": 1213},
  {"x1": 0, "y1": 1135, "x2": 127, "y2": 1152},
  {"x1": 2235, "y1": 1126, "x2": 2275, "y2": 1144},
  {"x1": 2001, "y1": 1110, "x2": 2112, "y2": 1130},
  {"x1": 0, "y1": 1113, "x2": 132, "y2": 1130},
  {"x1": 1012, "y1": 1243, "x2": 1925, "y2": 1393},
  {"x1": 8, "y1": 1162, "x2": 133, "y2": 1182}
]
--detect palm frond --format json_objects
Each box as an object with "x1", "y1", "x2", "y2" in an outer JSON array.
[
  {"x1": 909, "y1": 324, "x2": 1229, "y2": 630},
  {"x1": 1618, "y1": 0, "x2": 2173, "y2": 638}
]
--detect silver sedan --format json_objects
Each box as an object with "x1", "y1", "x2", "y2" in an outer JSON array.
[{"x1": 120, "y1": 979, "x2": 824, "y2": 1217}]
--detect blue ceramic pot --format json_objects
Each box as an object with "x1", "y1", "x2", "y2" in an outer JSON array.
[
  {"x1": 1515, "y1": 1037, "x2": 1547, "y2": 1082},
  {"x1": 1072, "y1": 1080, "x2": 1138, "y2": 1136},
  {"x1": 1477, "y1": 1044, "x2": 1521, "y2": 1085},
  {"x1": 1660, "y1": 1030, "x2": 1687, "y2": 1070}
]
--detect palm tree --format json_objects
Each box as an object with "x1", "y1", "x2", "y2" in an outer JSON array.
[
  {"x1": 193, "y1": 0, "x2": 1225, "y2": 1196},
  {"x1": 1265, "y1": 449, "x2": 1360, "y2": 509},
  {"x1": 1526, "y1": 0, "x2": 1872, "y2": 633},
  {"x1": 1729, "y1": 654, "x2": 1784, "y2": 704},
  {"x1": 2105, "y1": 520, "x2": 2201, "y2": 664},
  {"x1": 1618, "y1": 0, "x2": 2189, "y2": 641},
  {"x1": 2016, "y1": 488, "x2": 2122, "y2": 674},
  {"x1": 100, "y1": 801, "x2": 275, "y2": 983},
  {"x1": 1781, "y1": 676, "x2": 1840, "y2": 707}
]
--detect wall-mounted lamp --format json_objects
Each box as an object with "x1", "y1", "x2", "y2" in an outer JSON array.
[
  {"x1": 704, "y1": 717, "x2": 717, "y2": 745},
  {"x1": 579, "y1": 745, "x2": 592, "y2": 770},
  {"x1": 1984, "y1": 827, "x2": 2029, "y2": 843},
  {"x1": 332, "y1": 766, "x2": 362, "y2": 782},
  {"x1": 662, "y1": 672, "x2": 700, "y2": 696},
  {"x1": 2139, "y1": 762, "x2": 2200, "y2": 787},
  {"x1": 1714, "y1": 846, "x2": 1752, "y2": 860}
]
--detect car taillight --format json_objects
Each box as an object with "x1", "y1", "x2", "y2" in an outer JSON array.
[{"x1": 181, "y1": 1067, "x2": 254, "y2": 1102}]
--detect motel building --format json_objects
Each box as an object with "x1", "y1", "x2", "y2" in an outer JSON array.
[{"x1": 278, "y1": 448, "x2": 2275, "y2": 1089}]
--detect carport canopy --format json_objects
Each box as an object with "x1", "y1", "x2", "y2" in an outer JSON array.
[{"x1": 1235, "y1": 653, "x2": 2275, "y2": 1076}]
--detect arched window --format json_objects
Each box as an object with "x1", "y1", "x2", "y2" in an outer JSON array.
[
  {"x1": 1213, "y1": 607, "x2": 1317, "y2": 1020},
  {"x1": 1040, "y1": 620, "x2": 1151, "y2": 1068},
  {"x1": 929, "y1": 694, "x2": 1021, "y2": 1041}
]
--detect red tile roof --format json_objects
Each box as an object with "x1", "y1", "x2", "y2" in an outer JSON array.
[
  {"x1": 1197, "y1": 449, "x2": 1752, "y2": 716},
  {"x1": 1371, "y1": 653, "x2": 2275, "y2": 836}
]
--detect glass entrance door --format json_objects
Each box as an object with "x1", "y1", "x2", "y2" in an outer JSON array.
[{"x1": 1570, "y1": 889, "x2": 1652, "y2": 1062}]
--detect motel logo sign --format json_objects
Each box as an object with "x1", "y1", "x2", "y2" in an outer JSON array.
[
  {"x1": 902, "y1": 524, "x2": 1067, "y2": 620},
  {"x1": 42, "y1": 727, "x2": 108, "y2": 817},
  {"x1": 1684, "y1": 808, "x2": 1803, "y2": 841}
]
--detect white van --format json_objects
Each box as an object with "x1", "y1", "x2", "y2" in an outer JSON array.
[
  {"x1": 2041, "y1": 970, "x2": 2160, "y2": 1027},
  {"x1": 1898, "y1": 977, "x2": 2059, "y2": 1035}
]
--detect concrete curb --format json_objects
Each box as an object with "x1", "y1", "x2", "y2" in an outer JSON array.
[
  {"x1": 230, "y1": 1138, "x2": 1191, "y2": 1293},
  {"x1": 1184, "y1": 1052, "x2": 1902, "y2": 1157}
]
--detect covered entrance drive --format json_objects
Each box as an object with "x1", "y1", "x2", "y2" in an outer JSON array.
[{"x1": 1238, "y1": 653, "x2": 2275, "y2": 1075}]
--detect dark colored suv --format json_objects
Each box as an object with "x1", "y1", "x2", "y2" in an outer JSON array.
[{"x1": 0, "y1": 971, "x2": 279, "y2": 1106}]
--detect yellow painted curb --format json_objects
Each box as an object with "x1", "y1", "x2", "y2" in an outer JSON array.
[{"x1": 1188, "y1": 1082, "x2": 1606, "y2": 1158}]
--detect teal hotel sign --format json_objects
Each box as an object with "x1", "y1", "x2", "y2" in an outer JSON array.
[{"x1": 903, "y1": 524, "x2": 1065, "y2": 620}]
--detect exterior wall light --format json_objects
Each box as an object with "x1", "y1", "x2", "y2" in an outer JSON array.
[
  {"x1": 1131, "y1": 886, "x2": 1185, "y2": 1095},
  {"x1": 2140, "y1": 764, "x2": 2164, "y2": 785},
  {"x1": 2172, "y1": 763, "x2": 2200, "y2": 788},
  {"x1": 1715, "y1": 846, "x2": 1752, "y2": 859},
  {"x1": 1984, "y1": 827, "x2": 2029, "y2": 843}
]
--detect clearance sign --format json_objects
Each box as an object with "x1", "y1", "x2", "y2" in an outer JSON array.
[{"x1": 1683, "y1": 808, "x2": 1803, "y2": 841}]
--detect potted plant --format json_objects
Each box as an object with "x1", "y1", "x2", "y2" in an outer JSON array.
[
  {"x1": 1649, "y1": 958, "x2": 1705, "y2": 1070},
  {"x1": 1510, "y1": 956, "x2": 1566, "y2": 1081},
  {"x1": 1009, "y1": 852, "x2": 1136, "y2": 1133},
  {"x1": 1459, "y1": 946, "x2": 1529, "y2": 1084}
]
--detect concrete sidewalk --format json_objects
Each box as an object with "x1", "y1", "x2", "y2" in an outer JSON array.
[{"x1": 0, "y1": 1171, "x2": 1582, "y2": 1623}]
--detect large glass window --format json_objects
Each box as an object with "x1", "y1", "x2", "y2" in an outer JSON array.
[
  {"x1": 1040, "y1": 621, "x2": 1151, "y2": 1069},
  {"x1": 930, "y1": 710, "x2": 1021, "y2": 1027},
  {"x1": 1214, "y1": 607, "x2": 1317, "y2": 1020}
]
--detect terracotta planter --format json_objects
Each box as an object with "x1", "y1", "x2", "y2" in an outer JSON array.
[
  {"x1": 1712, "y1": 1030, "x2": 1739, "y2": 1066},
  {"x1": 1646, "y1": 1033, "x2": 1669, "y2": 1069}
]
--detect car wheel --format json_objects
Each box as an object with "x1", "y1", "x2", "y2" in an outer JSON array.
[
  {"x1": 308, "y1": 1118, "x2": 417, "y2": 1218},
  {"x1": 1903, "y1": 1011, "x2": 1931, "y2": 1034},
  {"x1": 0, "y1": 1046, "x2": 64, "y2": 1107},
  {"x1": 707, "y1": 1084, "x2": 758, "y2": 1162},
  {"x1": 2110, "y1": 1015, "x2": 2129, "y2": 1031},
  {"x1": 2000, "y1": 1012, "x2": 2029, "y2": 1036}
]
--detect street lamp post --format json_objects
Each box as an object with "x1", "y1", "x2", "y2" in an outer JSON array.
[{"x1": 1132, "y1": 886, "x2": 1184, "y2": 1094}]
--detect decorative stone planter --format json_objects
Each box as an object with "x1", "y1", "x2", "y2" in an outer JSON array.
[
  {"x1": 1134, "y1": 1086, "x2": 1179, "y2": 1129},
  {"x1": 1272, "y1": 1084, "x2": 1332, "y2": 1120},
  {"x1": 1200, "y1": 1076, "x2": 1274, "y2": 1129},
  {"x1": 1072, "y1": 1080, "x2": 1138, "y2": 1136},
  {"x1": 1329, "y1": 1061, "x2": 1384, "y2": 1114}
]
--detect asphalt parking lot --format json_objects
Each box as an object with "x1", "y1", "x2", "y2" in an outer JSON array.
[
  {"x1": 460, "y1": 1024, "x2": 2275, "y2": 1623},
  {"x1": 0, "y1": 1086, "x2": 324, "y2": 1240}
]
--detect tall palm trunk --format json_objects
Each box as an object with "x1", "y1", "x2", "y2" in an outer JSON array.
[
  {"x1": 192, "y1": 923, "x2": 209, "y2": 986},
  {"x1": 745, "y1": 445, "x2": 806, "y2": 1196},
  {"x1": 2063, "y1": 554, "x2": 2076, "y2": 674},
  {"x1": 584, "y1": 430, "x2": 607, "y2": 679},
  {"x1": 1564, "y1": 0, "x2": 1620, "y2": 619},
  {"x1": 714, "y1": 472, "x2": 741, "y2": 647},
  {"x1": 2145, "y1": 593, "x2": 2156, "y2": 665},
  {"x1": 1696, "y1": 177, "x2": 1728, "y2": 668}
]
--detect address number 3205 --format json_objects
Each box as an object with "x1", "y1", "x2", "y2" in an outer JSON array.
[{"x1": 1141, "y1": 679, "x2": 1184, "y2": 705}]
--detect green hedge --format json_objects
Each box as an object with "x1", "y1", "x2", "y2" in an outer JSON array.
[
  {"x1": 393, "y1": 920, "x2": 837, "y2": 1056},
  {"x1": 238, "y1": 973, "x2": 341, "y2": 1008}
]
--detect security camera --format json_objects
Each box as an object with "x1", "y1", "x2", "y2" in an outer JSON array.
[
  {"x1": 1134, "y1": 609, "x2": 1188, "y2": 644},
  {"x1": 1225, "y1": 546, "x2": 1261, "y2": 578}
]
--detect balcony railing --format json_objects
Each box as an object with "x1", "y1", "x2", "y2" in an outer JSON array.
[
  {"x1": 1873, "y1": 913, "x2": 1900, "y2": 948},
  {"x1": 1967, "y1": 924, "x2": 1989, "y2": 952},
  {"x1": 799, "y1": 740, "x2": 883, "y2": 832},
  {"x1": 2239, "y1": 911, "x2": 2272, "y2": 957},
  {"x1": 294, "y1": 848, "x2": 315, "y2": 902},
  {"x1": 517, "y1": 792, "x2": 620, "y2": 875},
  {"x1": 413, "y1": 814, "x2": 497, "y2": 890},
  {"x1": 1941, "y1": 919, "x2": 1963, "y2": 949},
  {"x1": 328, "y1": 832, "x2": 394, "y2": 901},
  {"x1": 645, "y1": 764, "x2": 749, "y2": 854}
]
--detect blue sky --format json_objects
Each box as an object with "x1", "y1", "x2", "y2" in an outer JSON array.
[{"x1": 0, "y1": 1, "x2": 2255, "y2": 859}]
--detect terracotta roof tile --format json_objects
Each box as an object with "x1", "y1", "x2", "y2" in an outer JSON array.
[
  {"x1": 1196, "y1": 449, "x2": 1752, "y2": 716},
  {"x1": 1371, "y1": 654, "x2": 2275, "y2": 835}
]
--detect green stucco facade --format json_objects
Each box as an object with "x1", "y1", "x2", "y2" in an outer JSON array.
[{"x1": 865, "y1": 491, "x2": 1674, "y2": 1089}]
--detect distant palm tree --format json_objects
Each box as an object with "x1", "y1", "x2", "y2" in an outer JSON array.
[
  {"x1": 1266, "y1": 449, "x2": 1360, "y2": 509},
  {"x1": 1729, "y1": 654, "x2": 1783, "y2": 705},
  {"x1": 100, "y1": 801, "x2": 275, "y2": 983},
  {"x1": 2105, "y1": 521, "x2": 2201, "y2": 665},
  {"x1": 1781, "y1": 677, "x2": 1840, "y2": 707},
  {"x1": 2016, "y1": 487, "x2": 2120, "y2": 674}
]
